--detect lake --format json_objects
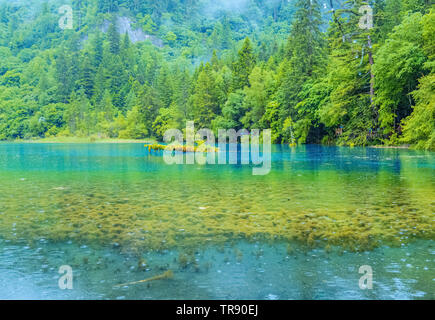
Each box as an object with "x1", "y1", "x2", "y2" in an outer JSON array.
[{"x1": 0, "y1": 143, "x2": 433, "y2": 299}]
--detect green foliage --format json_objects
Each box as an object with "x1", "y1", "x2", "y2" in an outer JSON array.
[
  {"x1": 374, "y1": 12, "x2": 427, "y2": 135},
  {"x1": 119, "y1": 105, "x2": 148, "y2": 139},
  {"x1": 108, "y1": 19, "x2": 120, "y2": 55},
  {"x1": 189, "y1": 63, "x2": 220, "y2": 127},
  {"x1": 401, "y1": 9, "x2": 435, "y2": 150},
  {"x1": 165, "y1": 31, "x2": 177, "y2": 45},
  {"x1": 242, "y1": 66, "x2": 275, "y2": 129},
  {"x1": 137, "y1": 14, "x2": 156, "y2": 34},
  {"x1": 153, "y1": 103, "x2": 183, "y2": 139},
  {"x1": 231, "y1": 37, "x2": 256, "y2": 91},
  {"x1": 401, "y1": 72, "x2": 435, "y2": 150},
  {"x1": 0, "y1": 0, "x2": 432, "y2": 151},
  {"x1": 275, "y1": 0, "x2": 325, "y2": 143}
]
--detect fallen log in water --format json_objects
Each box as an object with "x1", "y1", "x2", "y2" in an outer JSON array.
[{"x1": 114, "y1": 270, "x2": 174, "y2": 287}]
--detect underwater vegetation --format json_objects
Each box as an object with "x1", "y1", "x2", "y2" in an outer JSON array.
[
  {"x1": 1, "y1": 143, "x2": 433, "y2": 300},
  {"x1": 0, "y1": 143, "x2": 433, "y2": 262},
  {"x1": 0, "y1": 169, "x2": 433, "y2": 255}
]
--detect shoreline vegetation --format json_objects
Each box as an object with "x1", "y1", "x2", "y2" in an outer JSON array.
[
  {"x1": 0, "y1": 137, "x2": 418, "y2": 151},
  {"x1": 0, "y1": 2, "x2": 433, "y2": 151},
  {"x1": 0, "y1": 137, "x2": 416, "y2": 151}
]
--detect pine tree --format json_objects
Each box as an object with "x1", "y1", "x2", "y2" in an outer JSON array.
[
  {"x1": 276, "y1": 0, "x2": 325, "y2": 142},
  {"x1": 155, "y1": 64, "x2": 174, "y2": 108},
  {"x1": 232, "y1": 37, "x2": 256, "y2": 91},
  {"x1": 108, "y1": 19, "x2": 120, "y2": 55},
  {"x1": 92, "y1": 33, "x2": 104, "y2": 68},
  {"x1": 190, "y1": 63, "x2": 220, "y2": 127},
  {"x1": 77, "y1": 55, "x2": 95, "y2": 98},
  {"x1": 316, "y1": 0, "x2": 377, "y2": 145},
  {"x1": 55, "y1": 49, "x2": 72, "y2": 103}
]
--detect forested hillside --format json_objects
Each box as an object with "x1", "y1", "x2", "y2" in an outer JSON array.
[{"x1": 0, "y1": 0, "x2": 433, "y2": 149}]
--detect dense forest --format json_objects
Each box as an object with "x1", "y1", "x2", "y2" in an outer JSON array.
[{"x1": 0, "y1": 0, "x2": 433, "y2": 149}]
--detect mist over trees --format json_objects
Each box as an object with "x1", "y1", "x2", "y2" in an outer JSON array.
[{"x1": 0, "y1": 0, "x2": 433, "y2": 150}]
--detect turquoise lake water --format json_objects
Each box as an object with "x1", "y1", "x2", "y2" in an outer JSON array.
[{"x1": 0, "y1": 143, "x2": 433, "y2": 299}]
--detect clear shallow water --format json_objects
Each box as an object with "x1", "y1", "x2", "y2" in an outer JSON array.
[
  {"x1": 0, "y1": 239, "x2": 433, "y2": 300},
  {"x1": 0, "y1": 143, "x2": 434, "y2": 299}
]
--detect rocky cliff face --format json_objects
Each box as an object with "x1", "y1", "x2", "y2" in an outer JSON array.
[{"x1": 101, "y1": 16, "x2": 164, "y2": 47}]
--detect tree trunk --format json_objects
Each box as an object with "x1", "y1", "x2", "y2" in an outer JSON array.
[{"x1": 367, "y1": 35, "x2": 376, "y2": 115}]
